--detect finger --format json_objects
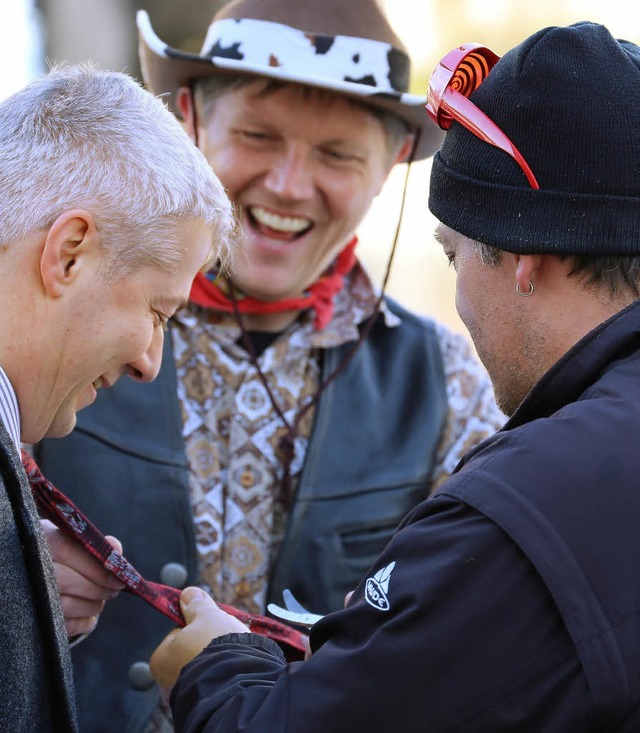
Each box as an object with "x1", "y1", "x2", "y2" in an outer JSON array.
[
  {"x1": 344, "y1": 590, "x2": 354, "y2": 608},
  {"x1": 66, "y1": 614, "x2": 99, "y2": 639},
  {"x1": 53, "y1": 563, "x2": 121, "y2": 601},
  {"x1": 44, "y1": 521, "x2": 124, "y2": 591},
  {"x1": 149, "y1": 589, "x2": 249, "y2": 691},
  {"x1": 179, "y1": 587, "x2": 248, "y2": 633},
  {"x1": 303, "y1": 636, "x2": 312, "y2": 661},
  {"x1": 105, "y1": 534, "x2": 123, "y2": 555},
  {"x1": 179, "y1": 586, "x2": 218, "y2": 624},
  {"x1": 59, "y1": 594, "x2": 106, "y2": 620},
  {"x1": 149, "y1": 629, "x2": 182, "y2": 690}
]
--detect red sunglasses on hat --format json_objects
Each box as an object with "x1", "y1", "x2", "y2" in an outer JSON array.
[{"x1": 426, "y1": 43, "x2": 539, "y2": 190}]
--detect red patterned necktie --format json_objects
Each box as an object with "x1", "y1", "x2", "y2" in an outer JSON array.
[{"x1": 22, "y1": 450, "x2": 306, "y2": 661}]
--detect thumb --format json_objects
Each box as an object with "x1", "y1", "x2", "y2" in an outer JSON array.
[
  {"x1": 344, "y1": 590, "x2": 354, "y2": 608},
  {"x1": 105, "y1": 535, "x2": 123, "y2": 555},
  {"x1": 180, "y1": 586, "x2": 215, "y2": 623}
]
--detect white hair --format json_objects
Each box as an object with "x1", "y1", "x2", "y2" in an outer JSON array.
[{"x1": 0, "y1": 63, "x2": 235, "y2": 277}]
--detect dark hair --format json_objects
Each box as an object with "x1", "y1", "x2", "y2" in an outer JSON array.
[
  {"x1": 563, "y1": 255, "x2": 640, "y2": 299},
  {"x1": 474, "y1": 241, "x2": 502, "y2": 267},
  {"x1": 474, "y1": 241, "x2": 640, "y2": 298}
]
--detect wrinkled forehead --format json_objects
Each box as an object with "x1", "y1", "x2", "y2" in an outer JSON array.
[{"x1": 196, "y1": 74, "x2": 410, "y2": 158}]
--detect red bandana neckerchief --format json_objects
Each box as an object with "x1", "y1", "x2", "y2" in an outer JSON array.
[
  {"x1": 190, "y1": 237, "x2": 358, "y2": 330},
  {"x1": 23, "y1": 451, "x2": 306, "y2": 662}
]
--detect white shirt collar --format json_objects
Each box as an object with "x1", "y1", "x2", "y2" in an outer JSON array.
[{"x1": 0, "y1": 366, "x2": 21, "y2": 451}]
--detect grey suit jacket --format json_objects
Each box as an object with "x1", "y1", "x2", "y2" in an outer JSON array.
[{"x1": 0, "y1": 423, "x2": 77, "y2": 732}]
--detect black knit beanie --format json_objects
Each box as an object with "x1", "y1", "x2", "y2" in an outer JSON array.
[{"x1": 428, "y1": 22, "x2": 640, "y2": 255}]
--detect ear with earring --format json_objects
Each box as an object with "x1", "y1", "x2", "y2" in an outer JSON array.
[{"x1": 515, "y1": 282, "x2": 534, "y2": 297}]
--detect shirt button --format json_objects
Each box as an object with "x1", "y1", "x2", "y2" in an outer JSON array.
[
  {"x1": 129, "y1": 661, "x2": 155, "y2": 691},
  {"x1": 159, "y1": 562, "x2": 188, "y2": 588},
  {"x1": 240, "y1": 468, "x2": 254, "y2": 487}
]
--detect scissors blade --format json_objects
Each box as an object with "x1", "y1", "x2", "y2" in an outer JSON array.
[
  {"x1": 282, "y1": 588, "x2": 315, "y2": 615},
  {"x1": 267, "y1": 602, "x2": 324, "y2": 628}
]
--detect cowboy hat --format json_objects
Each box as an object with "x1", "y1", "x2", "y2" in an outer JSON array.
[{"x1": 137, "y1": 0, "x2": 442, "y2": 160}]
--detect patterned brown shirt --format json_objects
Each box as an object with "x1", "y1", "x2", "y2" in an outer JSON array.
[
  {"x1": 146, "y1": 262, "x2": 504, "y2": 732},
  {"x1": 171, "y1": 262, "x2": 503, "y2": 614}
]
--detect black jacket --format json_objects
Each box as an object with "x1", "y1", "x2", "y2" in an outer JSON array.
[
  {"x1": 35, "y1": 298, "x2": 448, "y2": 732},
  {"x1": 170, "y1": 302, "x2": 640, "y2": 732}
]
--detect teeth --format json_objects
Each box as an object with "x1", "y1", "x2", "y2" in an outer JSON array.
[
  {"x1": 250, "y1": 206, "x2": 310, "y2": 233},
  {"x1": 93, "y1": 377, "x2": 103, "y2": 389}
]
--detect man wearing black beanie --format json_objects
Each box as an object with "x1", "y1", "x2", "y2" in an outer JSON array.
[{"x1": 128, "y1": 22, "x2": 640, "y2": 731}]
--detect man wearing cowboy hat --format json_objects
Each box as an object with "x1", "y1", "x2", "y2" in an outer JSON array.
[{"x1": 35, "y1": 1, "x2": 502, "y2": 731}]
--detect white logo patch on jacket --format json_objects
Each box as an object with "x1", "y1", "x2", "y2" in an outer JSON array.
[{"x1": 365, "y1": 561, "x2": 395, "y2": 611}]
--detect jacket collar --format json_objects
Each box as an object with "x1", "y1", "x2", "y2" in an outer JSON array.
[
  {"x1": 506, "y1": 300, "x2": 640, "y2": 430},
  {"x1": 456, "y1": 300, "x2": 640, "y2": 472}
]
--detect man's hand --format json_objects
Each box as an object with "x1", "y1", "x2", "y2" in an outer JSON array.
[
  {"x1": 42, "y1": 519, "x2": 124, "y2": 638},
  {"x1": 150, "y1": 587, "x2": 250, "y2": 692},
  {"x1": 344, "y1": 590, "x2": 354, "y2": 608},
  {"x1": 303, "y1": 589, "x2": 352, "y2": 661}
]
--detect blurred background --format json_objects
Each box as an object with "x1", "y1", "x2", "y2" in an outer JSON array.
[{"x1": 3, "y1": 0, "x2": 638, "y2": 338}]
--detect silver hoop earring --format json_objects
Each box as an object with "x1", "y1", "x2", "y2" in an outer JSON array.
[{"x1": 516, "y1": 282, "x2": 534, "y2": 297}]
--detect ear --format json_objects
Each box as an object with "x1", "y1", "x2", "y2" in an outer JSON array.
[
  {"x1": 515, "y1": 254, "x2": 542, "y2": 294},
  {"x1": 393, "y1": 133, "x2": 416, "y2": 165},
  {"x1": 176, "y1": 86, "x2": 197, "y2": 142},
  {"x1": 373, "y1": 133, "x2": 417, "y2": 198},
  {"x1": 40, "y1": 209, "x2": 99, "y2": 297}
]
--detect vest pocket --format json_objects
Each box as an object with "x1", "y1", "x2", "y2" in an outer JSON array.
[{"x1": 339, "y1": 522, "x2": 398, "y2": 563}]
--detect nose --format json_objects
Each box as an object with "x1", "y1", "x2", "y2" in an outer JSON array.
[
  {"x1": 264, "y1": 147, "x2": 314, "y2": 200},
  {"x1": 127, "y1": 328, "x2": 164, "y2": 383}
]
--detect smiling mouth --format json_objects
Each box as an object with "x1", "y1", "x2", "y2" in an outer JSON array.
[{"x1": 248, "y1": 206, "x2": 313, "y2": 242}]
